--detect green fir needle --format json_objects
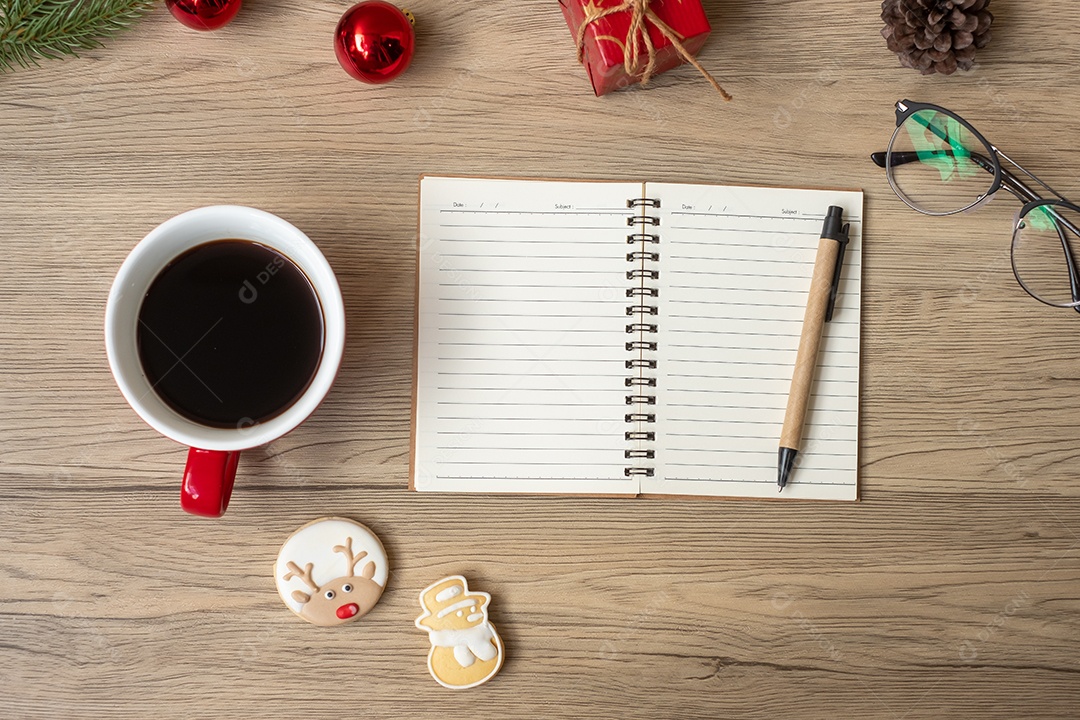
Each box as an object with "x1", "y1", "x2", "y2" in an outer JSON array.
[{"x1": 0, "y1": 0, "x2": 155, "y2": 72}]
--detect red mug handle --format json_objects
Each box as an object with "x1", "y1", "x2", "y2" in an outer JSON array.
[{"x1": 181, "y1": 448, "x2": 240, "y2": 517}]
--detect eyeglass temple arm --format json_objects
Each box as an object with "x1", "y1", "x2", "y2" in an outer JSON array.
[{"x1": 995, "y1": 149, "x2": 1073, "y2": 204}]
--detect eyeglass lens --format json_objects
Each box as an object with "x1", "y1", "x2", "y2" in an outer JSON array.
[
  {"x1": 887, "y1": 109, "x2": 997, "y2": 214},
  {"x1": 1013, "y1": 204, "x2": 1080, "y2": 308}
]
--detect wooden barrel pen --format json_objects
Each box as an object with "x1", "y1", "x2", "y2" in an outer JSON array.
[{"x1": 778, "y1": 205, "x2": 850, "y2": 491}]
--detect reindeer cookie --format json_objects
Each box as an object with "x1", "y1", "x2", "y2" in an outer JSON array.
[
  {"x1": 415, "y1": 576, "x2": 504, "y2": 689},
  {"x1": 274, "y1": 517, "x2": 388, "y2": 627}
]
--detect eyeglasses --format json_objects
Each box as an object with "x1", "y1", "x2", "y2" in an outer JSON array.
[{"x1": 871, "y1": 99, "x2": 1080, "y2": 311}]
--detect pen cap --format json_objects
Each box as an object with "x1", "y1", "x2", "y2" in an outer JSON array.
[{"x1": 821, "y1": 206, "x2": 849, "y2": 242}]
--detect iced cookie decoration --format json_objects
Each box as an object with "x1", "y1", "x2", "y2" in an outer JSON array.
[
  {"x1": 415, "y1": 575, "x2": 504, "y2": 689},
  {"x1": 274, "y1": 517, "x2": 388, "y2": 627}
]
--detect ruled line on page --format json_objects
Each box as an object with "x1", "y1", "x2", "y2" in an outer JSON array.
[
  {"x1": 666, "y1": 463, "x2": 854, "y2": 472},
  {"x1": 665, "y1": 476, "x2": 854, "y2": 486},
  {"x1": 666, "y1": 431, "x2": 856, "y2": 440},
  {"x1": 667, "y1": 254, "x2": 818, "y2": 265},
  {"x1": 437, "y1": 416, "x2": 618, "y2": 422},
  {"x1": 437, "y1": 371, "x2": 625, "y2": 377},
  {"x1": 437, "y1": 267, "x2": 618, "y2": 274},
  {"x1": 672, "y1": 269, "x2": 842, "y2": 280},
  {"x1": 668, "y1": 284, "x2": 857, "y2": 291},
  {"x1": 436, "y1": 357, "x2": 625, "y2": 363},
  {"x1": 439, "y1": 238, "x2": 621, "y2": 245},
  {"x1": 438, "y1": 282, "x2": 620, "y2": 287},
  {"x1": 668, "y1": 210, "x2": 862, "y2": 222},
  {"x1": 438, "y1": 476, "x2": 630, "y2": 481},
  {"x1": 439, "y1": 430, "x2": 614, "y2": 436},
  {"x1": 672, "y1": 239, "x2": 862, "y2": 252},
  {"x1": 436, "y1": 388, "x2": 630, "y2": 395},
  {"x1": 438, "y1": 341, "x2": 617, "y2": 347},
  {"x1": 436, "y1": 464, "x2": 626, "y2": 470},
  {"x1": 665, "y1": 317, "x2": 859, "y2": 325},
  {"x1": 439, "y1": 223, "x2": 625, "y2": 230},
  {"x1": 667, "y1": 449, "x2": 855, "y2": 459},
  {"x1": 668, "y1": 309, "x2": 859, "y2": 320},
  {"x1": 664, "y1": 419, "x2": 858, "y2": 428},
  {"x1": 665, "y1": 287, "x2": 859, "y2": 295},
  {"x1": 438, "y1": 255, "x2": 617, "y2": 261},
  {"x1": 664, "y1": 336, "x2": 856, "y2": 346},
  {"x1": 662, "y1": 345, "x2": 857, "y2": 355},
  {"x1": 439, "y1": 209, "x2": 628, "y2": 215},
  {"x1": 666, "y1": 372, "x2": 858, "y2": 384},
  {"x1": 665, "y1": 402, "x2": 857, "y2": 411},
  {"x1": 437, "y1": 327, "x2": 618, "y2": 333},
  {"x1": 666, "y1": 358, "x2": 859, "y2": 369},
  {"x1": 437, "y1": 300, "x2": 623, "y2": 306},
  {"x1": 438, "y1": 446, "x2": 623, "y2": 452},
  {"x1": 664, "y1": 388, "x2": 857, "y2": 398},
  {"x1": 437, "y1": 312, "x2": 616, "y2": 318},
  {"x1": 436, "y1": 401, "x2": 625, "y2": 407}
]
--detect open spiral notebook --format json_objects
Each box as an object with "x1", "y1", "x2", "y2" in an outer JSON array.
[{"x1": 411, "y1": 176, "x2": 863, "y2": 500}]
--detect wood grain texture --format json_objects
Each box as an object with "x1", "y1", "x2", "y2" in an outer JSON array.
[{"x1": 2, "y1": 0, "x2": 1079, "y2": 717}]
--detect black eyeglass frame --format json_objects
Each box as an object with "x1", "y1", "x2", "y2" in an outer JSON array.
[
  {"x1": 1012, "y1": 198, "x2": 1080, "y2": 309},
  {"x1": 872, "y1": 99, "x2": 1080, "y2": 311},
  {"x1": 871, "y1": 100, "x2": 1076, "y2": 215}
]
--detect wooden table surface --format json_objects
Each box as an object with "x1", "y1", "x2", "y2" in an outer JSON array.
[{"x1": 2, "y1": 1, "x2": 1079, "y2": 717}]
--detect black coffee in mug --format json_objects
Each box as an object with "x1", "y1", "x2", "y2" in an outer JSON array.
[{"x1": 136, "y1": 240, "x2": 324, "y2": 428}]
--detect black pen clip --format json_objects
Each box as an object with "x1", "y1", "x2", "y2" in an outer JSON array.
[{"x1": 821, "y1": 206, "x2": 851, "y2": 323}]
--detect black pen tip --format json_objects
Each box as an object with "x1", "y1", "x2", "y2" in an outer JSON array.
[{"x1": 778, "y1": 447, "x2": 798, "y2": 491}]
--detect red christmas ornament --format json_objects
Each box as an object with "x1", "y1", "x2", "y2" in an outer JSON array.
[
  {"x1": 334, "y1": 1, "x2": 416, "y2": 84},
  {"x1": 166, "y1": 0, "x2": 242, "y2": 31}
]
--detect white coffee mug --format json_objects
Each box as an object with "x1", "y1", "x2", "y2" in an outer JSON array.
[{"x1": 105, "y1": 206, "x2": 345, "y2": 516}]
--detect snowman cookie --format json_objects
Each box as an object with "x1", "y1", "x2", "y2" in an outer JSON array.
[
  {"x1": 415, "y1": 575, "x2": 504, "y2": 689},
  {"x1": 274, "y1": 517, "x2": 388, "y2": 627}
]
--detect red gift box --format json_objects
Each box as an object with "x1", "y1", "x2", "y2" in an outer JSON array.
[{"x1": 560, "y1": 0, "x2": 714, "y2": 96}]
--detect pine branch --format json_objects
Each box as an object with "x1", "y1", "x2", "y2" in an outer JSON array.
[{"x1": 0, "y1": 0, "x2": 155, "y2": 72}]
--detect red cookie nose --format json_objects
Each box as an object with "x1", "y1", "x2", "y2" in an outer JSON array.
[{"x1": 336, "y1": 603, "x2": 359, "y2": 619}]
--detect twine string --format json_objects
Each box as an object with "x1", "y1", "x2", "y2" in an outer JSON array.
[{"x1": 574, "y1": 0, "x2": 731, "y2": 100}]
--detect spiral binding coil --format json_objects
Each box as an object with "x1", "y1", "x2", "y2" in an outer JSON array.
[{"x1": 624, "y1": 197, "x2": 660, "y2": 478}]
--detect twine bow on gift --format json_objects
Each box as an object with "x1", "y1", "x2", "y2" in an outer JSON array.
[{"x1": 575, "y1": 0, "x2": 731, "y2": 100}]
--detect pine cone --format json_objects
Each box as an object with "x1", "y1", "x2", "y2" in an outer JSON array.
[{"x1": 881, "y1": 0, "x2": 994, "y2": 75}]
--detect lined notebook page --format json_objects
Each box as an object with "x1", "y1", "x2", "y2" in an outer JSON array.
[
  {"x1": 414, "y1": 176, "x2": 641, "y2": 494},
  {"x1": 644, "y1": 183, "x2": 863, "y2": 500}
]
